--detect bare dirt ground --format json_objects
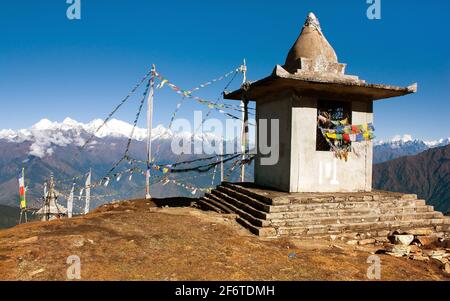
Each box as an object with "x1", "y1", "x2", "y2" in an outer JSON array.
[{"x1": 0, "y1": 199, "x2": 448, "y2": 281}]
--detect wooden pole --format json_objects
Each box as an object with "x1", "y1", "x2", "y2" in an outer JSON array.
[
  {"x1": 84, "y1": 169, "x2": 91, "y2": 215},
  {"x1": 23, "y1": 175, "x2": 28, "y2": 223},
  {"x1": 46, "y1": 175, "x2": 54, "y2": 221},
  {"x1": 146, "y1": 64, "x2": 156, "y2": 200},
  {"x1": 68, "y1": 183, "x2": 75, "y2": 218},
  {"x1": 23, "y1": 168, "x2": 28, "y2": 223},
  {"x1": 240, "y1": 59, "x2": 248, "y2": 183},
  {"x1": 220, "y1": 140, "x2": 224, "y2": 183}
]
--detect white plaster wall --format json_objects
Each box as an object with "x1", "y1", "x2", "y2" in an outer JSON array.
[
  {"x1": 254, "y1": 92, "x2": 374, "y2": 193},
  {"x1": 290, "y1": 98, "x2": 373, "y2": 192},
  {"x1": 254, "y1": 92, "x2": 292, "y2": 191}
]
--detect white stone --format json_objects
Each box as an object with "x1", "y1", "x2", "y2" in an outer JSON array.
[
  {"x1": 393, "y1": 235, "x2": 414, "y2": 246},
  {"x1": 385, "y1": 245, "x2": 411, "y2": 257},
  {"x1": 443, "y1": 263, "x2": 450, "y2": 274}
]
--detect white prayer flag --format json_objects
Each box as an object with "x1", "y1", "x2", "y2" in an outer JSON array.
[
  {"x1": 68, "y1": 184, "x2": 74, "y2": 218},
  {"x1": 44, "y1": 182, "x2": 48, "y2": 198},
  {"x1": 84, "y1": 170, "x2": 91, "y2": 215}
]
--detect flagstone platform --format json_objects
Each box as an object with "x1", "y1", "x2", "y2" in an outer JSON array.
[{"x1": 197, "y1": 183, "x2": 450, "y2": 242}]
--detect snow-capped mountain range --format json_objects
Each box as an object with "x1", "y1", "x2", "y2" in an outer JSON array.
[
  {"x1": 0, "y1": 118, "x2": 249, "y2": 209},
  {"x1": 0, "y1": 118, "x2": 447, "y2": 210},
  {"x1": 0, "y1": 118, "x2": 225, "y2": 159},
  {"x1": 1, "y1": 118, "x2": 448, "y2": 163},
  {"x1": 374, "y1": 134, "x2": 450, "y2": 149},
  {"x1": 373, "y1": 134, "x2": 450, "y2": 164}
]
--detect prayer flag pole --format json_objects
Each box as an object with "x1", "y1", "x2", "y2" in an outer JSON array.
[
  {"x1": 239, "y1": 59, "x2": 248, "y2": 183},
  {"x1": 220, "y1": 140, "x2": 224, "y2": 183},
  {"x1": 84, "y1": 169, "x2": 91, "y2": 215},
  {"x1": 68, "y1": 183, "x2": 75, "y2": 218},
  {"x1": 146, "y1": 64, "x2": 156, "y2": 200}
]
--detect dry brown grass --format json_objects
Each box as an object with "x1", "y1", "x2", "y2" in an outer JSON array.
[{"x1": 0, "y1": 199, "x2": 447, "y2": 281}]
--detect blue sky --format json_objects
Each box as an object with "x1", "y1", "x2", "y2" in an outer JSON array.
[{"x1": 0, "y1": 0, "x2": 449, "y2": 141}]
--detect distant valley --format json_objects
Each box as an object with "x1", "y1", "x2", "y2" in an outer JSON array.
[
  {"x1": 0, "y1": 118, "x2": 249, "y2": 214},
  {"x1": 0, "y1": 118, "x2": 448, "y2": 222},
  {"x1": 374, "y1": 144, "x2": 450, "y2": 214}
]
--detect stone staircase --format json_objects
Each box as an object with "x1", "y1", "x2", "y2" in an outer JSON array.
[{"x1": 197, "y1": 183, "x2": 450, "y2": 242}]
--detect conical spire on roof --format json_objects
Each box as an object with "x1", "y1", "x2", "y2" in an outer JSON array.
[
  {"x1": 283, "y1": 12, "x2": 342, "y2": 74},
  {"x1": 304, "y1": 12, "x2": 322, "y2": 34}
]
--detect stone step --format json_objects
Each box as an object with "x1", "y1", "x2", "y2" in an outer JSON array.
[
  {"x1": 284, "y1": 194, "x2": 417, "y2": 205},
  {"x1": 284, "y1": 199, "x2": 426, "y2": 211},
  {"x1": 202, "y1": 196, "x2": 236, "y2": 214},
  {"x1": 206, "y1": 193, "x2": 271, "y2": 228},
  {"x1": 222, "y1": 182, "x2": 418, "y2": 204},
  {"x1": 222, "y1": 183, "x2": 282, "y2": 205},
  {"x1": 204, "y1": 191, "x2": 441, "y2": 230},
  {"x1": 264, "y1": 199, "x2": 426, "y2": 213},
  {"x1": 276, "y1": 219, "x2": 450, "y2": 236},
  {"x1": 216, "y1": 186, "x2": 272, "y2": 212},
  {"x1": 209, "y1": 188, "x2": 436, "y2": 221},
  {"x1": 214, "y1": 186, "x2": 427, "y2": 213},
  {"x1": 235, "y1": 217, "x2": 277, "y2": 237},
  {"x1": 197, "y1": 197, "x2": 226, "y2": 214},
  {"x1": 269, "y1": 211, "x2": 444, "y2": 227},
  {"x1": 265, "y1": 205, "x2": 434, "y2": 220},
  {"x1": 210, "y1": 189, "x2": 269, "y2": 219},
  {"x1": 237, "y1": 218, "x2": 450, "y2": 240},
  {"x1": 199, "y1": 184, "x2": 450, "y2": 240}
]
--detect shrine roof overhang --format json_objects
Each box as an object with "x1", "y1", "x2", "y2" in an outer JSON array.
[{"x1": 224, "y1": 66, "x2": 417, "y2": 102}]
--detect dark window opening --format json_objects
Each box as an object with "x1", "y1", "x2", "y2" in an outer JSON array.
[{"x1": 316, "y1": 100, "x2": 352, "y2": 151}]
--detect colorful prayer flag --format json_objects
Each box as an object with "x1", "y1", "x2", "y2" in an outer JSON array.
[{"x1": 18, "y1": 169, "x2": 26, "y2": 209}]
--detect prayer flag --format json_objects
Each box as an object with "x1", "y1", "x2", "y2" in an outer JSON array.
[
  {"x1": 18, "y1": 169, "x2": 26, "y2": 209},
  {"x1": 84, "y1": 170, "x2": 92, "y2": 214}
]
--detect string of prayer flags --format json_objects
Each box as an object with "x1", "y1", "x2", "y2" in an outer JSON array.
[
  {"x1": 154, "y1": 72, "x2": 250, "y2": 120},
  {"x1": 169, "y1": 179, "x2": 210, "y2": 195},
  {"x1": 156, "y1": 79, "x2": 168, "y2": 89},
  {"x1": 187, "y1": 68, "x2": 239, "y2": 95},
  {"x1": 167, "y1": 99, "x2": 186, "y2": 130},
  {"x1": 156, "y1": 68, "x2": 238, "y2": 95},
  {"x1": 325, "y1": 123, "x2": 375, "y2": 135},
  {"x1": 325, "y1": 131, "x2": 375, "y2": 142},
  {"x1": 162, "y1": 177, "x2": 171, "y2": 186},
  {"x1": 81, "y1": 69, "x2": 153, "y2": 151},
  {"x1": 317, "y1": 112, "x2": 375, "y2": 161}
]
